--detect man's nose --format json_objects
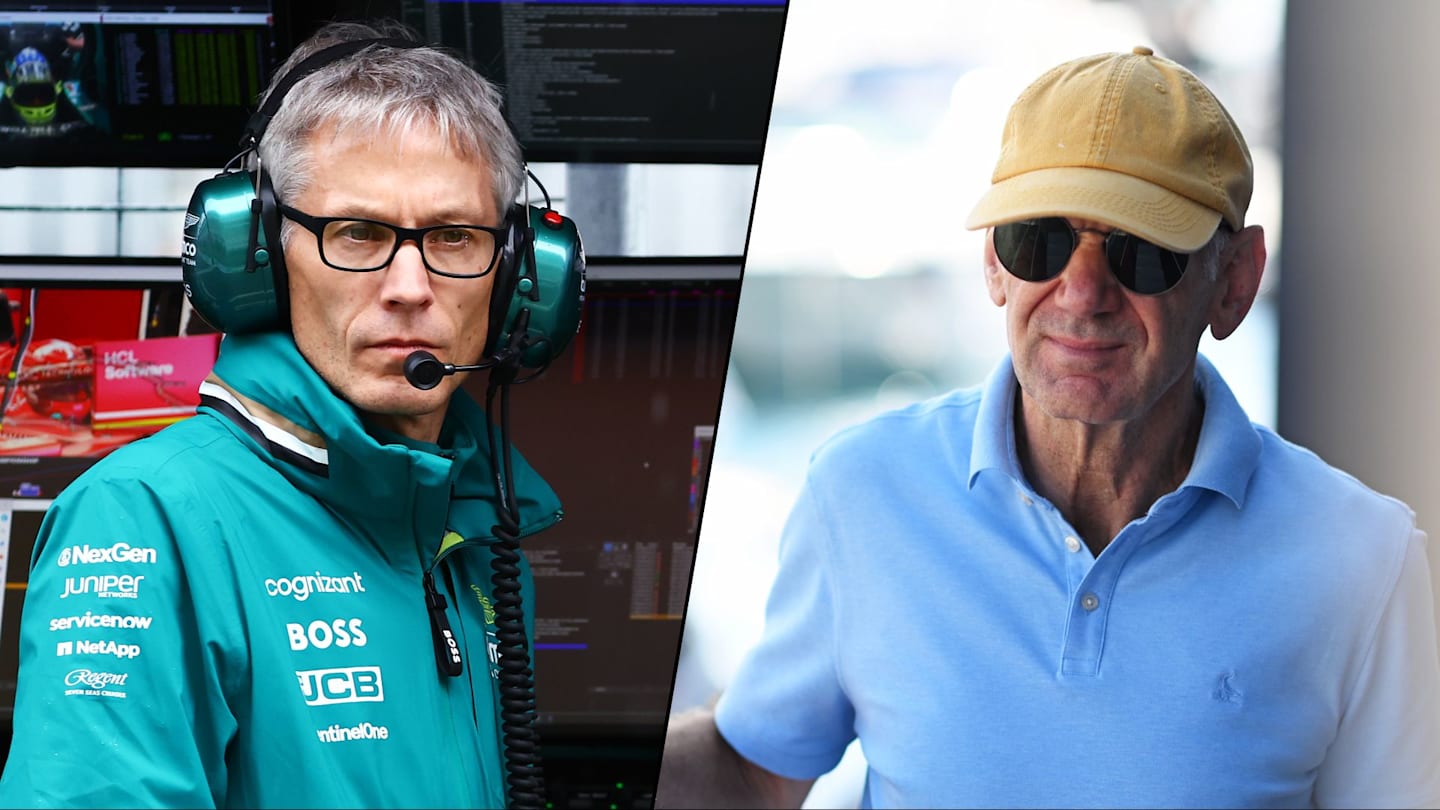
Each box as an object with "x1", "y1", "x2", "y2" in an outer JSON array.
[
  {"x1": 1051, "y1": 233, "x2": 1121, "y2": 314},
  {"x1": 379, "y1": 240, "x2": 436, "y2": 307}
]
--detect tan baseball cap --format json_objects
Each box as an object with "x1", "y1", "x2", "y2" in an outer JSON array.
[{"x1": 965, "y1": 46, "x2": 1252, "y2": 252}]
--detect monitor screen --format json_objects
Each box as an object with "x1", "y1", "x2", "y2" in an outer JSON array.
[
  {"x1": 0, "y1": 2, "x2": 276, "y2": 168},
  {"x1": 394, "y1": 0, "x2": 788, "y2": 164},
  {"x1": 2, "y1": 1, "x2": 787, "y2": 167},
  {"x1": 486, "y1": 274, "x2": 736, "y2": 733}
]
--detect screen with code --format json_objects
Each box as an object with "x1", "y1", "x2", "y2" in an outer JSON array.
[{"x1": 396, "y1": 0, "x2": 787, "y2": 163}]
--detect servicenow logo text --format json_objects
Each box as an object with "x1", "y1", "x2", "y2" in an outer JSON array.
[{"x1": 50, "y1": 612, "x2": 153, "y2": 632}]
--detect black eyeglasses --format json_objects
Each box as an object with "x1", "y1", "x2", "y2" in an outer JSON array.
[
  {"x1": 992, "y1": 217, "x2": 1193, "y2": 296},
  {"x1": 279, "y1": 204, "x2": 507, "y2": 279}
]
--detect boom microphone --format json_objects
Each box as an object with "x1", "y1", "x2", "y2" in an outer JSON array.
[{"x1": 403, "y1": 351, "x2": 493, "y2": 390}]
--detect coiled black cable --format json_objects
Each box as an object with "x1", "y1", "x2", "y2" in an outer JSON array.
[{"x1": 485, "y1": 349, "x2": 545, "y2": 810}]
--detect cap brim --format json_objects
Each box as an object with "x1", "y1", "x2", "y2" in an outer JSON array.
[{"x1": 965, "y1": 166, "x2": 1222, "y2": 253}]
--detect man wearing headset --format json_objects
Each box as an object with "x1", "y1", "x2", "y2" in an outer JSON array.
[
  {"x1": 657, "y1": 48, "x2": 1440, "y2": 808},
  {"x1": 0, "y1": 22, "x2": 561, "y2": 808}
]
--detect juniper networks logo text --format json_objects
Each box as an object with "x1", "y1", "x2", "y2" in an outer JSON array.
[
  {"x1": 61, "y1": 574, "x2": 145, "y2": 599},
  {"x1": 49, "y1": 612, "x2": 153, "y2": 632}
]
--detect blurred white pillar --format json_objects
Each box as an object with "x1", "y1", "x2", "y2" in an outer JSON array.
[{"x1": 1281, "y1": 1, "x2": 1440, "y2": 631}]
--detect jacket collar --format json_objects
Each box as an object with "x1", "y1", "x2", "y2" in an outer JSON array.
[{"x1": 198, "y1": 332, "x2": 561, "y2": 557}]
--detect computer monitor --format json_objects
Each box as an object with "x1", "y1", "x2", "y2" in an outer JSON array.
[
  {"x1": 499, "y1": 266, "x2": 735, "y2": 731},
  {"x1": 2, "y1": 2, "x2": 788, "y2": 169},
  {"x1": 0, "y1": 2, "x2": 276, "y2": 168},
  {"x1": 301, "y1": 0, "x2": 788, "y2": 164}
]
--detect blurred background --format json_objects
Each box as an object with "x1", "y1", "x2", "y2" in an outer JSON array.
[{"x1": 673, "y1": 0, "x2": 1440, "y2": 806}]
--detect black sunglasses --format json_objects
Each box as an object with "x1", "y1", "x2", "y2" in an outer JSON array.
[{"x1": 992, "y1": 217, "x2": 1193, "y2": 295}]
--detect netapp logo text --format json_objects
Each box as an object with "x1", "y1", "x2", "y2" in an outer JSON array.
[
  {"x1": 264, "y1": 571, "x2": 365, "y2": 602},
  {"x1": 56, "y1": 639, "x2": 141, "y2": 659},
  {"x1": 316, "y1": 721, "x2": 389, "y2": 743},
  {"x1": 296, "y1": 666, "x2": 384, "y2": 706},
  {"x1": 62, "y1": 574, "x2": 144, "y2": 599},
  {"x1": 50, "y1": 612, "x2": 153, "y2": 632},
  {"x1": 57, "y1": 543, "x2": 157, "y2": 567},
  {"x1": 287, "y1": 618, "x2": 367, "y2": 650}
]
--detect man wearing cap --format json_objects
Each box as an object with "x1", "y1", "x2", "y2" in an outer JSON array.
[{"x1": 655, "y1": 48, "x2": 1440, "y2": 808}]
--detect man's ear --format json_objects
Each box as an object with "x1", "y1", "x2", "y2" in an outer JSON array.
[
  {"x1": 982, "y1": 230, "x2": 1007, "y2": 307},
  {"x1": 1209, "y1": 224, "x2": 1266, "y2": 340}
]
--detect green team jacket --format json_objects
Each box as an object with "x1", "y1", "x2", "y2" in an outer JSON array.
[{"x1": 0, "y1": 331, "x2": 562, "y2": 808}]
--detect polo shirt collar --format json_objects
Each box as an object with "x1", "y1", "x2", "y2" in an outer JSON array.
[{"x1": 967, "y1": 354, "x2": 1260, "y2": 509}]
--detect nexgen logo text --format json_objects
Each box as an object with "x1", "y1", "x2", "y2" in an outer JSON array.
[
  {"x1": 57, "y1": 543, "x2": 157, "y2": 567},
  {"x1": 296, "y1": 666, "x2": 384, "y2": 707}
]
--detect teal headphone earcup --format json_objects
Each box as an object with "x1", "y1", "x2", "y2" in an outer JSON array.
[
  {"x1": 182, "y1": 170, "x2": 287, "y2": 334},
  {"x1": 486, "y1": 204, "x2": 585, "y2": 369}
]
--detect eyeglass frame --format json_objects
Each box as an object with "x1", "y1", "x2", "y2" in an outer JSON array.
[{"x1": 277, "y1": 203, "x2": 509, "y2": 279}]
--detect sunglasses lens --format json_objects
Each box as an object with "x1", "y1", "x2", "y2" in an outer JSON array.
[
  {"x1": 1105, "y1": 234, "x2": 1189, "y2": 295},
  {"x1": 993, "y1": 218, "x2": 1072, "y2": 282}
]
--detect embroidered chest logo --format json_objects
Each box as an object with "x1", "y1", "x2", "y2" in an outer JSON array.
[
  {"x1": 469, "y1": 584, "x2": 501, "y2": 678},
  {"x1": 1212, "y1": 670, "x2": 1244, "y2": 705},
  {"x1": 469, "y1": 584, "x2": 497, "y2": 626}
]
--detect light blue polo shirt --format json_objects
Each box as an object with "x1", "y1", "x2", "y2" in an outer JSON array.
[{"x1": 715, "y1": 355, "x2": 1440, "y2": 808}]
